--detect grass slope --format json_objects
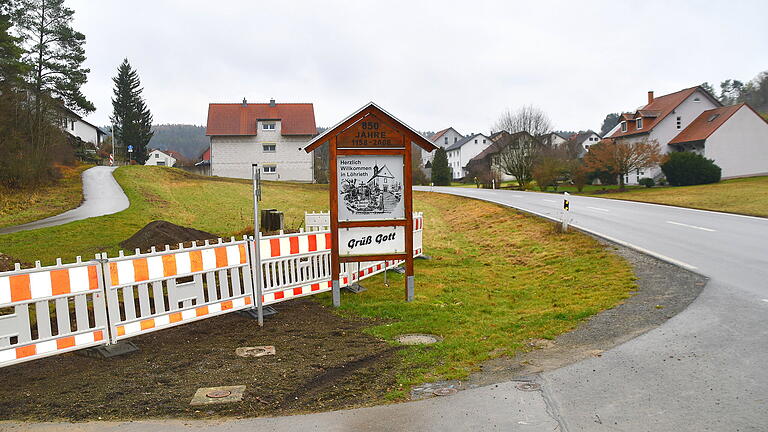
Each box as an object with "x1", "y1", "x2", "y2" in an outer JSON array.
[
  {"x1": 601, "y1": 176, "x2": 768, "y2": 217},
  {"x1": 0, "y1": 164, "x2": 93, "y2": 229},
  {"x1": 0, "y1": 166, "x2": 634, "y2": 397}
]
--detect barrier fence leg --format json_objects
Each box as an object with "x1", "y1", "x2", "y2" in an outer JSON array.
[
  {"x1": 406, "y1": 276, "x2": 415, "y2": 302},
  {"x1": 332, "y1": 279, "x2": 340, "y2": 307}
]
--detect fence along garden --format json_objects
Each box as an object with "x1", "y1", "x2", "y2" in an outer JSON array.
[{"x1": 0, "y1": 212, "x2": 424, "y2": 368}]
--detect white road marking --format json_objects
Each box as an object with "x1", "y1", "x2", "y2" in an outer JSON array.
[
  {"x1": 542, "y1": 199, "x2": 558, "y2": 203},
  {"x1": 666, "y1": 221, "x2": 716, "y2": 232},
  {"x1": 762, "y1": 299, "x2": 768, "y2": 303},
  {"x1": 588, "y1": 206, "x2": 610, "y2": 212}
]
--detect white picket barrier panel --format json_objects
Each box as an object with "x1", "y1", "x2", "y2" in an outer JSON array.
[
  {"x1": 0, "y1": 257, "x2": 108, "y2": 368},
  {"x1": 102, "y1": 238, "x2": 254, "y2": 342}
]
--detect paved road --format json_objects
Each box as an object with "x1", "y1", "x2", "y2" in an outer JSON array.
[
  {"x1": 6, "y1": 187, "x2": 768, "y2": 431},
  {"x1": 0, "y1": 166, "x2": 129, "y2": 235}
]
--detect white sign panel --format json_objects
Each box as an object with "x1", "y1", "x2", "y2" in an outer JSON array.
[
  {"x1": 338, "y1": 226, "x2": 406, "y2": 256},
  {"x1": 337, "y1": 155, "x2": 405, "y2": 221}
]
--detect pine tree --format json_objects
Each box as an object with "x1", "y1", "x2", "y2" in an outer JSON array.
[
  {"x1": 0, "y1": 7, "x2": 27, "y2": 84},
  {"x1": 111, "y1": 59, "x2": 153, "y2": 164},
  {"x1": 430, "y1": 147, "x2": 451, "y2": 186},
  {"x1": 13, "y1": 0, "x2": 94, "y2": 114}
]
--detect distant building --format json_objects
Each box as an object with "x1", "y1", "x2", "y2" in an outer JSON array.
[
  {"x1": 565, "y1": 130, "x2": 601, "y2": 157},
  {"x1": 145, "y1": 149, "x2": 177, "y2": 167},
  {"x1": 446, "y1": 133, "x2": 493, "y2": 179},
  {"x1": 206, "y1": 98, "x2": 317, "y2": 181},
  {"x1": 466, "y1": 131, "x2": 540, "y2": 182},
  {"x1": 538, "y1": 132, "x2": 568, "y2": 148},
  {"x1": 609, "y1": 86, "x2": 768, "y2": 183},
  {"x1": 58, "y1": 106, "x2": 107, "y2": 147},
  {"x1": 426, "y1": 127, "x2": 464, "y2": 164}
]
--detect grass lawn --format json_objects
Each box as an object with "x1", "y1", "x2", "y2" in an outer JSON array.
[
  {"x1": 0, "y1": 165, "x2": 635, "y2": 399},
  {"x1": 0, "y1": 164, "x2": 94, "y2": 229},
  {"x1": 600, "y1": 176, "x2": 768, "y2": 217}
]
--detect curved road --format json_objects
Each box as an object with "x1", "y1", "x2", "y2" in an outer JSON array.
[
  {"x1": 6, "y1": 186, "x2": 768, "y2": 431},
  {"x1": 0, "y1": 166, "x2": 129, "y2": 235}
]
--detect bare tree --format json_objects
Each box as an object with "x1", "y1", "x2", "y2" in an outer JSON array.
[
  {"x1": 489, "y1": 106, "x2": 552, "y2": 190},
  {"x1": 492, "y1": 105, "x2": 553, "y2": 137},
  {"x1": 584, "y1": 138, "x2": 663, "y2": 190}
]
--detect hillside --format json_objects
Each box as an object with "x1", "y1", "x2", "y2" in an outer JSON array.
[{"x1": 148, "y1": 124, "x2": 208, "y2": 160}]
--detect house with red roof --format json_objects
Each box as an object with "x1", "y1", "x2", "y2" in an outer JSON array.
[
  {"x1": 426, "y1": 127, "x2": 464, "y2": 164},
  {"x1": 205, "y1": 98, "x2": 317, "y2": 181},
  {"x1": 608, "y1": 86, "x2": 768, "y2": 183}
]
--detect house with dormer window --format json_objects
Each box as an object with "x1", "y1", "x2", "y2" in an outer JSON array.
[
  {"x1": 608, "y1": 86, "x2": 768, "y2": 183},
  {"x1": 205, "y1": 98, "x2": 317, "y2": 181}
]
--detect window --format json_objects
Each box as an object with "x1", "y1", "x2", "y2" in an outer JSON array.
[
  {"x1": 693, "y1": 97, "x2": 701, "y2": 102},
  {"x1": 621, "y1": 121, "x2": 627, "y2": 132},
  {"x1": 262, "y1": 123, "x2": 276, "y2": 130},
  {"x1": 707, "y1": 113, "x2": 720, "y2": 122},
  {"x1": 483, "y1": 139, "x2": 486, "y2": 144},
  {"x1": 676, "y1": 116, "x2": 682, "y2": 129},
  {"x1": 474, "y1": 139, "x2": 478, "y2": 143},
  {"x1": 636, "y1": 118, "x2": 643, "y2": 129},
  {"x1": 263, "y1": 165, "x2": 277, "y2": 173},
  {"x1": 454, "y1": 137, "x2": 458, "y2": 143},
  {"x1": 444, "y1": 136, "x2": 448, "y2": 144},
  {"x1": 263, "y1": 144, "x2": 276, "y2": 152},
  {"x1": 155, "y1": 153, "x2": 159, "y2": 159},
  {"x1": 70, "y1": 120, "x2": 75, "y2": 131}
]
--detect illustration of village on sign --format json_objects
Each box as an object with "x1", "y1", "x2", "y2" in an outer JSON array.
[{"x1": 341, "y1": 161, "x2": 403, "y2": 216}]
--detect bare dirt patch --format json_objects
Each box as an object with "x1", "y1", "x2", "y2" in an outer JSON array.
[
  {"x1": 119, "y1": 220, "x2": 219, "y2": 252},
  {"x1": 0, "y1": 299, "x2": 400, "y2": 421}
]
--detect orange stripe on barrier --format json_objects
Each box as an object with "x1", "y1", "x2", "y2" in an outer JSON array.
[
  {"x1": 133, "y1": 258, "x2": 149, "y2": 282},
  {"x1": 117, "y1": 326, "x2": 125, "y2": 336},
  {"x1": 269, "y1": 239, "x2": 281, "y2": 257},
  {"x1": 245, "y1": 296, "x2": 252, "y2": 305},
  {"x1": 94, "y1": 330, "x2": 104, "y2": 341},
  {"x1": 190, "y1": 251, "x2": 203, "y2": 272},
  {"x1": 293, "y1": 287, "x2": 302, "y2": 296},
  {"x1": 50, "y1": 269, "x2": 70, "y2": 296},
  {"x1": 214, "y1": 247, "x2": 228, "y2": 268},
  {"x1": 9, "y1": 274, "x2": 31, "y2": 302},
  {"x1": 289, "y1": 236, "x2": 299, "y2": 254},
  {"x1": 308, "y1": 235, "x2": 317, "y2": 252},
  {"x1": 140, "y1": 319, "x2": 155, "y2": 330},
  {"x1": 196, "y1": 306, "x2": 208, "y2": 316},
  {"x1": 311, "y1": 283, "x2": 320, "y2": 291},
  {"x1": 170, "y1": 312, "x2": 183, "y2": 323},
  {"x1": 109, "y1": 262, "x2": 119, "y2": 286},
  {"x1": 162, "y1": 254, "x2": 177, "y2": 277},
  {"x1": 16, "y1": 345, "x2": 36, "y2": 359},
  {"x1": 325, "y1": 233, "x2": 332, "y2": 249},
  {"x1": 238, "y1": 244, "x2": 247, "y2": 264},
  {"x1": 87, "y1": 265, "x2": 99, "y2": 290},
  {"x1": 57, "y1": 336, "x2": 75, "y2": 350},
  {"x1": 221, "y1": 300, "x2": 233, "y2": 310}
]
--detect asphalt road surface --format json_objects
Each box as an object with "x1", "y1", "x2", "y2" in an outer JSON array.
[
  {"x1": 0, "y1": 166, "x2": 129, "y2": 235},
  {"x1": 7, "y1": 186, "x2": 768, "y2": 431}
]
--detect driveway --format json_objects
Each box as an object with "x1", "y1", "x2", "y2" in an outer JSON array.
[{"x1": 0, "y1": 166, "x2": 129, "y2": 235}]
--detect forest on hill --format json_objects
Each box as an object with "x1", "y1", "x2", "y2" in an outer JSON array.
[{"x1": 148, "y1": 124, "x2": 208, "y2": 160}]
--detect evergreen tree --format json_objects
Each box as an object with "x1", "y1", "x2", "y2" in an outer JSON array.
[
  {"x1": 13, "y1": 0, "x2": 94, "y2": 114},
  {"x1": 599, "y1": 113, "x2": 620, "y2": 136},
  {"x1": 430, "y1": 147, "x2": 451, "y2": 186},
  {"x1": 0, "y1": 6, "x2": 27, "y2": 84},
  {"x1": 111, "y1": 59, "x2": 153, "y2": 164}
]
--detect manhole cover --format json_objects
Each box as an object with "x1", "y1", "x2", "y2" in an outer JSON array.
[
  {"x1": 396, "y1": 334, "x2": 441, "y2": 345},
  {"x1": 515, "y1": 382, "x2": 541, "y2": 392},
  {"x1": 206, "y1": 390, "x2": 232, "y2": 398},
  {"x1": 433, "y1": 388, "x2": 458, "y2": 396},
  {"x1": 236, "y1": 346, "x2": 276, "y2": 357}
]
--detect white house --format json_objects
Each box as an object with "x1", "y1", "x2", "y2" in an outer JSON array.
[
  {"x1": 206, "y1": 98, "x2": 317, "y2": 181},
  {"x1": 446, "y1": 133, "x2": 493, "y2": 179},
  {"x1": 145, "y1": 149, "x2": 177, "y2": 167},
  {"x1": 538, "y1": 132, "x2": 568, "y2": 147},
  {"x1": 567, "y1": 130, "x2": 601, "y2": 156},
  {"x1": 59, "y1": 107, "x2": 107, "y2": 147},
  {"x1": 426, "y1": 127, "x2": 463, "y2": 164}
]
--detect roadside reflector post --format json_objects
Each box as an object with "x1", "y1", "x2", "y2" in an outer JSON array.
[{"x1": 561, "y1": 192, "x2": 571, "y2": 232}]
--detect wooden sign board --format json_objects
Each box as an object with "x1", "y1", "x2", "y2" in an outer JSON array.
[{"x1": 304, "y1": 102, "x2": 437, "y2": 305}]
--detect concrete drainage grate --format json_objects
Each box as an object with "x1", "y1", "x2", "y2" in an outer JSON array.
[
  {"x1": 433, "y1": 387, "x2": 458, "y2": 396},
  {"x1": 190, "y1": 385, "x2": 246, "y2": 405},
  {"x1": 515, "y1": 382, "x2": 541, "y2": 392},
  {"x1": 396, "y1": 334, "x2": 441, "y2": 345},
  {"x1": 410, "y1": 380, "x2": 464, "y2": 400},
  {"x1": 235, "y1": 346, "x2": 276, "y2": 357}
]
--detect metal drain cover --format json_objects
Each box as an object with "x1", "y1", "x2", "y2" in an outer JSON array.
[
  {"x1": 433, "y1": 387, "x2": 458, "y2": 396},
  {"x1": 206, "y1": 390, "x2": 232, "y2": 398},
  {"x1": 515, "y1": 382, "x2": 541, "y2": 392},
  {"x1": 396, "y1": 334, "x2": 441, "y2": 345}
]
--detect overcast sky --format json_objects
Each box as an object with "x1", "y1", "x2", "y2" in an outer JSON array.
[{"x1": 68, "y1": 0, "x2": 767, "y2": 134}]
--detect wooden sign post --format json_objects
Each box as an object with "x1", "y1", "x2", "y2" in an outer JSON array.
[{"x1": 304, "y1": 102, "x2": 437, "y2": 305}]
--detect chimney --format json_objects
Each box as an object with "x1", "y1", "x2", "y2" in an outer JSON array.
[
  {"x1": 242, "y1": 97, "x2": 247, "y2": 106},
  {"x1": 269, "y1": 98, "x2": 276, "y2": 107},
  {"x1": 647, "y1": 91, "x2": 654, "y2": 104}
]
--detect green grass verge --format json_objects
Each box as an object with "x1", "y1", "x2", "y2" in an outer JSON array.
[
  {"x1": 0, "y1": 164, "x2": 94, "y2": 229},
  {"x1": 0, "y1": 166, "x2": 635, "y2": 398},
  {"x1": 599, "y1": 176, "x2": 768, "y2": 217}
]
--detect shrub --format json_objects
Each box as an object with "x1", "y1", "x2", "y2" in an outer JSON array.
[
  {"x1": 638, "y1": 177, "x2": 655, "y2": 188},
  {"x1": 661, "y1": 152, "x2": 721, "y2": 186}
]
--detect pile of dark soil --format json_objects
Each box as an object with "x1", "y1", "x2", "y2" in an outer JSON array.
[
  {"x1": 119, "y1": 220, "x2": 219, "y2": 252},
  {"x1": 0, "y1": 299, "x2": 400, "y2": 421}
]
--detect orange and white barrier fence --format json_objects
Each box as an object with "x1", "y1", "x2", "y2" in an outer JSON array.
[
  {"x1": 0, "y1": 257, "x2": 108, "y2": 368},
  {"x1": 0, "y1": 212, "x2": 426, "y2": 368}
]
